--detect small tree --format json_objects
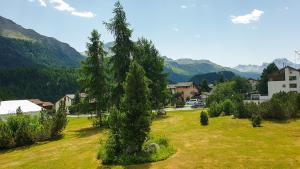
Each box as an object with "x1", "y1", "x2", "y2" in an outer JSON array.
[
  {"x1": 200, "y1": 80, "x2": 210, "y2": 92},
  {"x1": 51, "y1": 100, "x2": 68, "y2": 137},
  {"x1": 79, "y1": 30, "x2": 109, "y2": 126},
  {"x1": 251, "y1": 114, "x2": 262, "y2": 127},
  {"x1": 200, "y1": 111, "x2": 209, "y2": 126},
  {"x1": 222, "y1": 99, "x2": 234, "y2": 115},
  {"x1": 16, "y1": 106, "x2": 22, "y2": 115}
]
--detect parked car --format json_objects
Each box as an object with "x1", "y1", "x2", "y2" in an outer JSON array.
[
  {"x1": 191, "y1": 100, "x2": 206, "y2": 108},
  {"x1": 186, "y1": 99, "x2": 199, "y2": 105}
]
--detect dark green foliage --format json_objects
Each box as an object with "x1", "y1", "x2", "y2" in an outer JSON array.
[
  {"x1": 233, "y1": 101, "x2": 251, "y2": 118},
  {"x1": 200, "y1": 80, "x2": 210, "y2": 92},
  {"x1": 0, "y1": 107, "x2": 68, "y2": 149},
  {"x1": 122, "y1": 61, "x2": 151, "y2": 154},
  {"x1": 191, "y1": 71, "x2": 235, "y2": 85},
  {"x1": 79, "y1": 30, "x2": 109, "y2": 126},
  {"x1": 6, "y1": 115, "x2": 37, "y2": 146},
  {"x1": 0, "y1": 68, "x2": 79, "y2": 102},
  {"x1": 103, "y1": 107, "x2": 123, "y2": 161},
  {"x1": 73, "y1": 91, "x2": 81, "y2": 112},
  {"x1": 258, "y1": 63, "x2": 279, "y2": 95},
  {"x1": 200, "y1": 111, "x2": 209, "y2": 126},
  {"x1": 207, "y1": 77, "x2": 251, "y2": 118},
  {"x1": 222, "y1": 99, "x2": 235, "y2": 115},
  {"x1": 260, "y1": 92, "x2": 300, "y2": 120},
  {"x1": 251, "y1": 114, "x2": 262, "y2": 127},
  {"x1": 51, "y1": 101, "x2": 68, "y2": 137},
  {"x1": 206, "y1": 81, "x2": 236, "y2": 106},
  {"x1": 232, "y1": 76, "x2": 251, "y2": 94},
  {"x1": 218, "y1": 74, "x2": 225, "y2": 83},
  {"x1": 157, "y1": 136, "x2": 169, "y2": 147},
  {"x1": 133, "y1": 38, "x2": 168, "y2": 111},
  {"x1": 208, "y1": 102, "x2": 223, "y2": 117},
  {"x1": 105, "y1": 1, "x2": 133, "y2": 107},
  {"x1": 0, "y1": 121, "x2": 15, "y2": 149},
  {"x1": 16, "y1": 106, "x2": 22, "y2": 115}
]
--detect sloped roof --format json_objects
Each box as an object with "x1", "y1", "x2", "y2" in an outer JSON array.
[
  {"x1": 174, "y1": 82, "x2": 194, "y2": 87},
  {"x1": 0, "y1": 100, "x2": 43, "y2": 115},
  {"x1": 66, "y1": 94, "x2": 75, "y2": 99}
]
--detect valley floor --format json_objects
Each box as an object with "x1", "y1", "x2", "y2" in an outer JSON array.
[{"x1": 0, "y1": 110, "x2": 300, "y2": 169}]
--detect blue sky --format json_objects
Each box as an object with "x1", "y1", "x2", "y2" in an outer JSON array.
[{"x1": 0, "y1": 0, "x2": 300, "y2": 67}]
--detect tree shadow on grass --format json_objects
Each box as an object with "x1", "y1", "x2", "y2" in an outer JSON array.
[
  {"x1": 74, "y1": 127, "x2": 104, "y2": 138},
  {"x1": 97, "y1": 162, "x2": 152, "y2": 169},
  {"x1": 153, "y1": 115, "x2": 171, "y2": 121},
  {"x1": 264, "y1": 119, "x2": 290, "y2": 124}
]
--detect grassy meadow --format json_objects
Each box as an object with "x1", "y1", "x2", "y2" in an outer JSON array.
[{"x1": 0, "y1": 109, "x2": 300, "y2": 169}]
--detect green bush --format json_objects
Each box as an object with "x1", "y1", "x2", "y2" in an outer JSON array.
[
  {"x1": 0, "y1": 121, "x2": 15, "y2": 149},
  {"x1": 200, "y1": 111, "x2": 209, "y2": 125},
  {"x1": 157, "y1": 136, "x2": 169, "y2": 147},
  {"x1": 51, "y1": 108, "x2": 68, "y2": 137},
  {"x1": 175, "y1": 98, "x2": 185, "y2": 108},
  {"x1": 251, "y1": 114, "x2": 262, "y2": 127},
  {"x1": 208, "y1": 102, "x2": 223, "y2": 117},
  {"x1": 222, "y1": 99, "x2": 235, "y2": 115},
  {"x1": 233, "y1": 101, "x2": 251, "y2": 118},
  {"x1": 7, "y1": 115, "x2": 37, "y2": 146},
  {"x1": 99, "y1": 135, "x2": 175, "y2": 165}
]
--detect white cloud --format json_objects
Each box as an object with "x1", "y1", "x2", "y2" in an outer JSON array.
[
  {"x1": 180, "y1": 5, "x2": 187, "y2": 9},
  {"x1": 172, "y1": 27, "x2": 179, "y2": 32},
  {"x1": 38, "y1": 0, "x2": 47, "y2": 7},
  {"x1": 71, "y1": 11, "x2": 95, "y2": 18},
  {"x1": 231, "y1": 9, "x2": 264, "y2": 24},
  {"x1": 284, "y1": 6, "x2": 289, "y2": 10},
  {"x1": 50, "y1": 0, "x2": 74, "y2": 12},
  {"x1": 29, "y1": 0, "x2": 95, "y2": 18},
  {"x1": 28, "y1": 0, "x2": 46, "y2": 7}
]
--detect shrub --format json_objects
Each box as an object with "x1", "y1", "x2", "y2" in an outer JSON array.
[
  {"x1": 175, "y1": 98, "x2": 185, "y2": 108},
  {"x1": 7, "y1": 115, "x2": 37, "y2": 146},
  {"x1": 51, "y1": 111, "x2": 68, "y2": 137},
  {"x1": 200, "y1": 111, "x2": 209, "y2": 125},
  {"x1": 222, "y1": 99, "x2": 235, "y2": 115},
  {"x1": 251, "y1": 114, "x2": 262, "y2": 127},
  {"x1": 0, "y1": 121, "x2": 15, "y2": 149},
  {"x1": 157, "y1": 136, "x2": 169, "y2": 147},
  {"x1": 208, "y1": 102, "x2": 223, "y2": 117},
  {"x1": 233, "y1": 101, "x2": 251, "y2": 118}
]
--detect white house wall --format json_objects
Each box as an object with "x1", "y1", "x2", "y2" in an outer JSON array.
[{"x1": 268, "y1": 68, "x2": 300, "y2": 98}]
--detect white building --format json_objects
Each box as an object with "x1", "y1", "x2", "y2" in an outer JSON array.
[
  {"x1": 55, "y1": 93, "x2": 87, "y2": 113},
  {"x1": 267, "y1": 66, "x2": 300, "y2": 98},
  {"x1": 0, "y1": 100, "x2": 43, "y2": 115}
]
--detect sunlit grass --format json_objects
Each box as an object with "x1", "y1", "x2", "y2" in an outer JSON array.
[{"x1": 1, "y1": 110, "x2": 300, "y2": 169}]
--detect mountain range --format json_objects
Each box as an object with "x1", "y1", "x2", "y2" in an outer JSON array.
[
  {"x1": 234, "y1": 58, "x2": 300, "y2": 73},
  {"x1": 0, "y1": 16, "x2": 84, "y2": 68},
  {"x1": 163, "y1": 57, "x2": 261, "y2": 82}
]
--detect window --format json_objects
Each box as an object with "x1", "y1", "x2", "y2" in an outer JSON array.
[
  {"x1": 289, "y1": 76, "x2": 297, "y2": 81},
  {"x1": 290, "y1": 83, "x2": 297, "y2": 88}
]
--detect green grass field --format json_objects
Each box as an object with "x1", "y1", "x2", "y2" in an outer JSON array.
[{"x1": 1, "y1": 109, "x2": 300, "y2": 169}]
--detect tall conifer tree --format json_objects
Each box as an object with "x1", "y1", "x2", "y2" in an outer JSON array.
[
  {"x1": 122, "y1": 61, "x2": 151, "y2": 154},
  {"x1": 133, "y1": 38, "x2": 168, "y2": 111},
  {"x1": 79, "y1": 30, "x2": 108, "y2": 126},
  {"x1": 104, "y1": 1, "x2": 133, "y2": 107}
]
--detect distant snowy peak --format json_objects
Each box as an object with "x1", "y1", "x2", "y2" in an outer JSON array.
[{"x1": 234, "y1": 58, "x2": 300, "y2": 73}]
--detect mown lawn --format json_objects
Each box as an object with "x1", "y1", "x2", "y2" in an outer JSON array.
[{"x1": 1, "y1": 110, "x2": 300, "y2": 169}]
